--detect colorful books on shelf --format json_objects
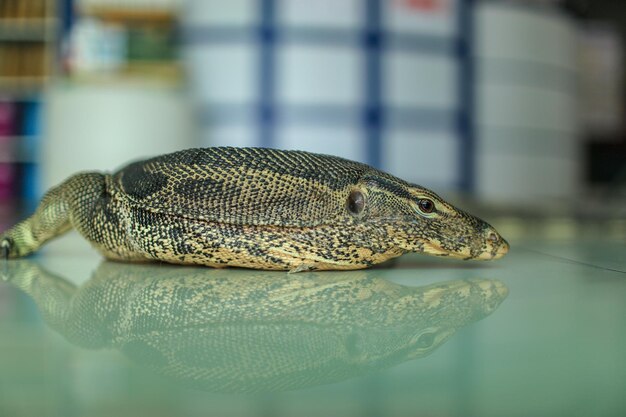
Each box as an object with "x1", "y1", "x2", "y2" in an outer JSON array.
[
  {"x1": 21, "y1": 101, "x2": 40, "y2": 211},
  {"x1": 0, "y1": 101, "x2": 16, "y2": 135},
  {"x1": 0, "y1": 101, "x2": 17, "y2": 203},
  {"x1": 0, "y1": 0, "x2": 49, "y2": 226},
  {"x1": 0, "y1": 100, "x2": 40, "y2": 216}
]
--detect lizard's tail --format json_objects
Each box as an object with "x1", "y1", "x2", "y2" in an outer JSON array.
[{"x1": 0, "y1": 174, "x2": 96, "y2": 258}]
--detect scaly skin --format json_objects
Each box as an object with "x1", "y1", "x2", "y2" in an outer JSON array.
[
  {"x1": 0, "y1": 147, "x2": 509, "y2": 271},
  {"x1": 2, "y1": 260, "x2": 509, "y2": 392}
]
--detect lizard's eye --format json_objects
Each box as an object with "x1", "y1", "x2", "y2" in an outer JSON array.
[
  {"x1": 347, "y1": 190, "x2": 365, "y2": 215},
  {"x1": 415, "y1": 331, "x2": 436, "y2": 348},
  {"x1": 417, "y1": 199, "x2": 435, "y2": 214}
]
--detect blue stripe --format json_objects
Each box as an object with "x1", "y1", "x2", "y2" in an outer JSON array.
[
  {"x1": 60, "y1": 0, "x2": 74, "y2": 36},
  {"x1": 259, "y1": 0, "x2": 276, "y2": 148},
  {"x1": 183, "y1": 26, "x2": 455, "y2": 56},
  {"x1": 280, "y1": 27, "x2": 360, "y2": 46},
  {"x1": 197, "y1": 104, "x2": 257, "y2": 126},
  {"x1": 457, "y1": 0, "x2": 475, "y2": 192},
  {"x1": 480, "y1": 126, "x2": 578, "y2": 157},
  {"x1": 386, "y1": 107, "x2": 457, "y2": 130},
  {"x1": 283, "y1": 106, "x2": 455, "y2": 129},
  {"x1": 365, "y1": 0, "x2": 382, "y2": 168},
  {"x1": 386, "y1": 32, "x2": 456, "y2": 55},
  {"x1": 279, "y1": 105, "x2": 361, "y2": 126},
  {"x1": 197, "y1": 103, "x2": 456, "y2": 131},
  {"x1": 479, "y1": 58, "x2": 578, "y2": 94},
  {"x1": 183, "y1": 27, "x2": 256, "y2": 43}
]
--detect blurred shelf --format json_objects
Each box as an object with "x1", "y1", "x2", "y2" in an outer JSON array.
[
  {"x1": 80, "y1": 7, "x2": 177, "y2": 25},
  {"x1": 0, "y1": 19, "x2": 57, "y2": 41},
  {"x1": 0, "y1": 13, "x2": 56, "y2": 96},
  {"x1": 0, "y1": 77, "x2": 48, "y2": 88},
  {"x1": 0, "y1": 77, "x2": 49, "y2": 95},
  {"x1": 0, "y1": 0, "x2": 50, "y2": 21},
  {"x1": 67, "y1": 61, "x2": 182, "y2": 87},
  {"x1": 125, "y1": 60, "x2": 181, "y2": 79}
]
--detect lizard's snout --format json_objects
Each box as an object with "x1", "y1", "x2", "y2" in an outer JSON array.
[
  {"x1": 477, "y1": 227, "x2": 509, "y2": 260},
  {"x1": 494, "y1": 237, "x2": 510, "y2": 259}
]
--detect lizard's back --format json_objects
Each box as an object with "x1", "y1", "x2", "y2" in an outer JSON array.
[{"x1": 113, "y1": 147, "x2": 378, "y2": 227}]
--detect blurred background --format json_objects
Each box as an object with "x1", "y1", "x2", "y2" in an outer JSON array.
[{"x1": 0, "y1": 0, "x2": 625, "y2": 235}]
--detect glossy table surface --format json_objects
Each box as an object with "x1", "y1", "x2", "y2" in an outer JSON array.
[{"x1": 0, "y1": 232, "x2": 625, "y2": 417}]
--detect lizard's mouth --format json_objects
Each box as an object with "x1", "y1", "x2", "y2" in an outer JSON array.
[
  {"x1": 420, "y1": 240, "x2": 465, "y2": 259},
  {"x1": 472, "y1": 238, "x2": 509, "y2": 260},
  {"x1": 419, "y1": 236, "x2": 509, "y2": 260},
  {"x1": 493, "y1": 239, "x2": 510, "y2": 259}
]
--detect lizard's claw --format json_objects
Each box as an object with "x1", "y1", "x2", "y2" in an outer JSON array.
[
  {"x1": 1, "y1": 238, "x2": 11, "y2": 260},
  {"x1": 1, "y1": 237, "x2": 11, "y2": 281}
]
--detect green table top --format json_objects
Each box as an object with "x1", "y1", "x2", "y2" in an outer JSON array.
[{"x1": 0, "y1": 233, "x2": 624, "y2": 417}]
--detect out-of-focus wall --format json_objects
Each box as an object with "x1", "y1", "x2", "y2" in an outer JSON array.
[
  {"x1": 42, "y1": 0, "x2": 196, "y2": 191},
  {"x1": 43, "y1": 82, "x2": 197, "y2": 190},
  {"x1": 475, "y1": 2, "x2": 581, "y2": 204},
  {"x1": 183, "y1": 0, "x2": 583, "y2": 204},
  {"x1": 183, "y1": 0, "x2": 465, "y2": 191},
  {"x1": 38, "y1": 0, "x2": 585, "y2": 206}
]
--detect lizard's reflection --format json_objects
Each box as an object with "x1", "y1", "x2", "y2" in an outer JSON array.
[{"x1": 3, "y1": 261, "x2": 508, "y2": 393}]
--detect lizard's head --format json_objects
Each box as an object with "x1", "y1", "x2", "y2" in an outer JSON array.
[{"x1": 347, "y1": 175, "x2": 509, "y2": 260}]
